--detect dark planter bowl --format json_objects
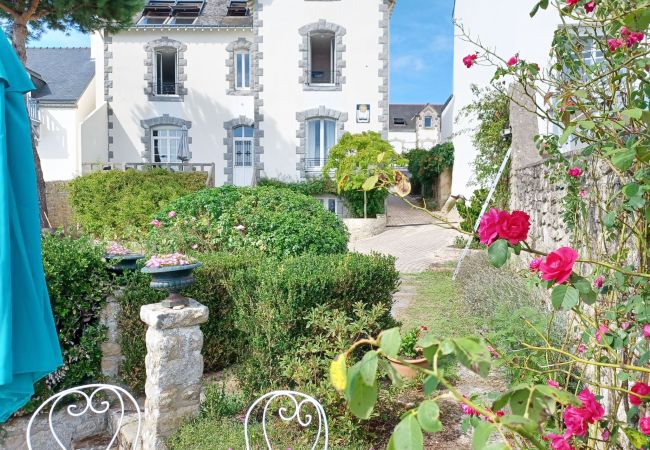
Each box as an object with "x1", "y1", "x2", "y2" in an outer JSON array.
[
  {"x1": 104, "y1": 253, "x2": 145, "y2": 273},
  {"x1": 141, "y1": 262, "x2": 202, "y2": 308}
]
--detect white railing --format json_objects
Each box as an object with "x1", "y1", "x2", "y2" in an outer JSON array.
[{"x1": 82, "y1": 161, "x2": 216, "y2": 186}]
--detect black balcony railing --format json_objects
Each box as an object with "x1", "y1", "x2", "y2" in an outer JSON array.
[
  {"x1": 305, "y1": 70, "x2": 341, "y2": 86},
  {"x1": 153, "y1": 82, "x2": 182, "y2": 96}
]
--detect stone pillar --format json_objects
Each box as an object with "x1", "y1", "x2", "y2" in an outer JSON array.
[
  {"x1": 140, "y1": 299, "x2": 209, "y2": 450},
  {"x1": 100, "y1": 289, "x2": 123, "y2": 379},
  {"x1": 509, "y1": 83, "x2": 543, "y2": 171}
]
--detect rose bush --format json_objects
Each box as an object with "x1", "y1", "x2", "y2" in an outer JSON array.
[{"x1": 329, "y1": 0, "x2": 650, "y2": 448}]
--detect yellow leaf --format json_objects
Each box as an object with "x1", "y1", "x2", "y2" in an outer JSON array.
[{"x1": 330, "y1": 354, "x2": 348, "y2": 392}]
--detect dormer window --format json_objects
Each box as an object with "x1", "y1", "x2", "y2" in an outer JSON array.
[
  {"x1": 424, "y1": 115, "x2": 433, "y2": 129},
  {"x1": 227, "y1": 0, "x2": 249, "y2": 16},
  {"x1": 138, "y1": 0, "x2": 204, "y2": 25},
  {"x1": 138, "y1": 12, "x2": 169, "y2": 25},
  {"x1": 393, "y1": 118, "x2": 406, "y2": 126}
]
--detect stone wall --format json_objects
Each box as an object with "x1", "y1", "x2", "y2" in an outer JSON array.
[
  {"x1": 343, "y1": 214, "x2": 387, "y2": 242},
  {"x1": 45, "y1": 181, "x2": 74, "y2": 229}
]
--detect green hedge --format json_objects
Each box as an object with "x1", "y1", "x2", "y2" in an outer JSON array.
[
  {"x1": 257, "y1": 178, "x2": 337, "y2": 196},
  {"x1": 34, "y1": 235, "x2": 111, "y2": 406},
  {"x1": 404, "y1": 143, "x2": 454, "y2": 198},
  {"x1": 68, "y1": 169, "x2": 208, "y2": 240},
  {"x1": 146, "y1": 185, "x2": 349, "y2": 257}
]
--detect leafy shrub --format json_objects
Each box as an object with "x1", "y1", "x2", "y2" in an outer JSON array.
[
  {"x1": 38, "y1": 234, "x2": 111, "y2": 399},
  {"x1": 404, "y1": 143, "x2": 454, "y2": 198},
  {"x1": 68, "y1": 169, "x2": 207, "y2": 240},
  {"x1": 230, "y1": 252, "x2": 399, "y2": 395},
  {"x1": 456, "y1": 188, "x2": 490, "y2": 239},
  {"x1": 257, "y1": 177, "x2": 337, "y2": 196},
  {"x1": 146, "y1": 185, "x2": 348, "y2": 257}
]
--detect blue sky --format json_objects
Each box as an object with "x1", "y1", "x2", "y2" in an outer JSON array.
[{"x1": 29, "y1": 1, "x2": 454, "y2": 105}]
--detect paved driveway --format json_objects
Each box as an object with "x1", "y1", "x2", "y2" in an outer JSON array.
[{"x1": 350, "y1": 223, "x2": 462, "y2": 273}]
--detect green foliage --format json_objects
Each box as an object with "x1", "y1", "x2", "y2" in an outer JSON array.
[
  {"x1": 341, "y1": 189, "x2": 389, "y2": 218},
  {"x1": 456, "y1": 188, "x2": 491, "y2": 239},
  {"x1": 403, "y1": 143, "x2": 454, "y2": 198},
  {"x1": 231, "y1": 252, "x2": 399, "y2": 395},
  {"x1": 257, "y1": 177, "x2": 337, "y2": 196},
  {"x1": 145, "y1": 185, "x2": 348, "y2": 257},
  {"x1": 198, "y1": 383, "x2": 245, "y2": 421},
  {"x1": 459, "y1": 85, "x2": 511, "y2": 208},
  {"x1": 398, "y1": 328, "x2": 421, "y2": 359},
  {"x1": 68, "y1": 169, "x2": 207, "y2": 240},
  {"x1": 37, "y1": 234, "x2": 111, "y2": 400}
]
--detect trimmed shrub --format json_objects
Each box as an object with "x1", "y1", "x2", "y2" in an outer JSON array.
[
  {"x1": 230, "y1": 252, "x2": 399, "y2": 394},
  {"x1": 36, "y1": 235, "x2": 111, "y2": 402},
  {"x1": 146, "y1": 185, "x2": 349, "y2": 257},
  {"x1": 257, "y1": 178, "x2": 337, "y2": 196},
  {"x1": 68, "y1": 169, "x2": 207, "y2": 240}
]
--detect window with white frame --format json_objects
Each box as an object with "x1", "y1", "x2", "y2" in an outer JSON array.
[
  {"x1": 155, "y1": 48, "x2": 178, "y2": 95},
  {"x1": 152, "y1": 127, "x2": 184, "y2": 163},
  {"x1": 306, "y1": 118, "x2": 336, "y2": 168},
  {"x1": 235, "y1": 50, "x2": 251, "y2": 90},
  {"x1": 309, "y1": 31, "x2": 336, "y2": 85},
  {"x1": 424, "y1": 115, "x2": 433, "y2": 129},
  {"x1": 233, "y1": 125, "x2": 254, "y2": 167}
]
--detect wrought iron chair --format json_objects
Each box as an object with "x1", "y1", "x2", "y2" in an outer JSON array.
[
  {"x1": 244, "y1": 390, "x2": 329, "y2": 450},
  {"x1": 26, "y1": 383, "x2": 142, "y2": 450}
]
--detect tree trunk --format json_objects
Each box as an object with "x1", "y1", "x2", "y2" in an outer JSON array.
[{"x1": 12, "y1": 20, "x2": 50, "y2": 228}]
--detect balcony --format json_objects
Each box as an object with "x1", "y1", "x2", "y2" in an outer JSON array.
[
  {"x1": 152, "y1": 82, "x2": 183, "y2": 96},
  {"x1": 28, "y1": 98, "x2": 40, "y2": 123},
  {"x1": 304, "y1": 70, "x2": 341, "y2": 88}
]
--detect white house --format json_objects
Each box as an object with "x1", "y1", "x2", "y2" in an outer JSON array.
[
  {"x1": 388, "y1": 98, "x2": 451, "y2": 153},
  {"x1": 56, "y1": 0, "x2": 394, "y2": 188},
  {"x1": 450, "y1": 0, "x2": 560, "y2": 197}
]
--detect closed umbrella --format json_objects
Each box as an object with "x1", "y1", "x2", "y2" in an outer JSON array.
[
  {"x1": 177, "y1": 125, "x2": 190, "y2": 162},
  {"x1": 0, "y1": 31, "x2": 62, "y2": 422}
]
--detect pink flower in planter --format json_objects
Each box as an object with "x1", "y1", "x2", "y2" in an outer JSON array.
[
  {"x1": 594, "y1": 276, "x2": 604, "y2": 289},
  {"x1": 168, "y1": 210, "x2": 177, "y2": 219},
  {"x1": 463, "y1": 53, "x2": 478, "y2": 68},
  {"x1": 507, "y1": 56, "x2": 519, "y2": 67},
  {"x1": 567, "y1": 167, "x2": 583, "y2": 177},
  {"x1": 540, "y1": 247, "x2": 579, "y2": 284},
  {"x1": 630, "y1": 382, "x2": 650, "y2": 406},
  {"x1": 150, "y1": 219, "x2": 161, "y2": 228},
  {"x1": 640, "y1": 417, "x2": 650, "y2": 435},
  {"x1": 583, "y1": 0, "x2": 596, "y2": 13},
  {"x1": 547, "y1": 379, "x2": 560, "y2": 388},
  {"x1": 529, "y1": 258, "x2": 543, "y2": 272}
]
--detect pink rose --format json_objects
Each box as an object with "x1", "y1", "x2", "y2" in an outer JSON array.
[
  {"x1": 596, "y1": 323, "x2": 608, "y2": 343},
  {"x1": 583, "y1": 0, "x2": 596, "y2": 12},
  {"x1": 498, "y1": 210, "x2": 530, "y2": 245},
  {"x1": 546, "y1": 434, "x2": 574, "y2": 450},
  {"x1": 547, "y1": 379, "x2": 560, "y2": 388},
  {"x1": 640, "y1": 417, "x2": 650, "y2": 435},
  {"x1": 460, "y1": 402, "x2": 479, "y2": 416},
  {"x1": 529, "y1": 258, "x2": 543, "y2": 272},
  {"x1": 565, "y1": 0, "x2": 579, "y2": 5},
  {"x1": 579, "y1": 190, "x2": 587, "y2": 198},
  {"x1": 564, "y1": 406, "x2": 588, "y2": 436},
  {"x1": 150, "y1": 219, "x2": 161, "y2": 228},
  {"x1": 463, "y1": 54, "x2": 478, "y2": 68},
  {"x1": 567, "y1": 167, "x2": 583, "y2": 177},
  {"x1": 168, "y1": 211, "x2": 177, "y2": 219},
  {"x1": 577, "y1": 343, "x2": 586, "y2": 353},
  {"x1": 608, "y1": 38, "x2": 624, "y2": 52},
  {"x1": 577, "y1": 388, "x2": 604, "y2": 422},
  {"x1": 507, "y1": 56, "x2": 518, "y2": 67},
  {"x1": 478, "y1": 208, "x2": 504, "y2": 245},
  {"x1": 644, "y1": 324, "x2": 650, "y2": 339},
  {"x1": 540, "y1": 247, "x2": 579, "y2": 284},
  {"x1": 594, "y1": 275, "x2": 604, "y2": 289},
  {"x1": 630, "y1": 382, "x2": 650, "y2": 406},
  {"x1": 602, "y1": 429, "x2": 610, "y2": 441},
  {"x1": 621, "y1": 321, "x2": 630, "y2": 330}
]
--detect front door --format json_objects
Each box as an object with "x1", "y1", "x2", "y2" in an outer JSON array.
[{"x1": 233, "y1": 125, "x2": 254, "y2": 186}]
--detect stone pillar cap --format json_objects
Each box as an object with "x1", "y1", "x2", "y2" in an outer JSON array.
[{"x1": 140, "y1": 299, "x2": 209, "y2": 330}]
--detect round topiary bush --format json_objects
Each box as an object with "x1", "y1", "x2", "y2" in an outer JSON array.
[{"x1": 146, "y1": 185, "x2": 349, "y2": 257}]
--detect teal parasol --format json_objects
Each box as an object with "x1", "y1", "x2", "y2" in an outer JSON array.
[{"x1": 0, "y1": 30, "x2": 62, "y2": 422}]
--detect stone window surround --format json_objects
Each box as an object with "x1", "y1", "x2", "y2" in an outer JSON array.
[
  {"x1": 143, "y1": 37, "x2": 188, "y2": 102},
  {"x1": 298, "y1": 20, "x2": 346, "y2": 91},
  {"x1": 226, "y1": 38, "x2": 254, "y2": 96},
  {"x1": 223, "y1": 116, "x2": 262, "y2": 184},
  {"x1": 296, "y1": 106, "x2": 348, "y2": 179},
  {"x1": 141, "y1": 115, "x2": 192, "y2": 162}
]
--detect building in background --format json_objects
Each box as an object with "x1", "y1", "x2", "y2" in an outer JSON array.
[{"x1": 388, "y1": 97, "x2": 452, "y2": 153}]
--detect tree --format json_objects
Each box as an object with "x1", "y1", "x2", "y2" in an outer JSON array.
[
  {"x1": 323, "y1": 132, "x2": 408, "y2": 218},
  {"x1": 0, "y1": 0, "x2": 144, "y2": 226}
]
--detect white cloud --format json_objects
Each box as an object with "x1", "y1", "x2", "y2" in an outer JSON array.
[{"x1": 392, "y1": 53, "x2": 426, "y2": 72}]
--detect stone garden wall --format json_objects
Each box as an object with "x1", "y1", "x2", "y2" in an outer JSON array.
[{"x1": 45, "y1": 181, "x2": 73, "y2": 229}]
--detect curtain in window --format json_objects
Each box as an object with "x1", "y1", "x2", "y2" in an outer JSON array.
[
  {"x1": 324, "y1": 119, "x2": 336, "y2": 161},
  {"x1": 307, "y1": 120, "x2": 321, "y2": 166}
]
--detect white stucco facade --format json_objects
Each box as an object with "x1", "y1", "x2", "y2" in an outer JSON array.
[
  {"x1": 388, "y1": 102, "x2": 450, "y2": 153},
  {"x1": 451, "y1": 0, "x2": 559, "y2": 197}
]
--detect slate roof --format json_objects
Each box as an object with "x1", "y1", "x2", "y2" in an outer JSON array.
[
  {"x1": 26, "y1": 48, "x2": 95, "y2": 105},
  {"x1": 389, "y1": 96, "x2": 452, "y2": 131},
  {"x1": 133, "y1": 0, "x2": 253, "y2": 28}
]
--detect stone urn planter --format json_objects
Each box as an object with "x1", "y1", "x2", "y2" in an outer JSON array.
[
  {"x1": 142, "y1": 261, "x2": 202, "y2": 309},
  {"x1": 105, "y1": 253, "x2": 145, "y2": 273},
  {"x1": 387, "y1": 356, "x2": 430, "y2": 380}
]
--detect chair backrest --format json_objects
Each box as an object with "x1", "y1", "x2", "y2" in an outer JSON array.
[
  {"x1": 244, "y1": 390, "x2": 329, "y2": 450},
  {"x1": 26, "y1": 383, "x2": 141, "y2": 450}
]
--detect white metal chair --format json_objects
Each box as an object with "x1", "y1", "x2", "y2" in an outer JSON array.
[
  {"x1": 26, "y1": 383, "x2": 141, "y2": 450},
  {"x1": 244, "y1": 390, "x2": 329, "y2": 450}
]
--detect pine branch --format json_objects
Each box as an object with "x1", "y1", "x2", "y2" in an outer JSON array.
[
  {"x1": 0, "y1": 1, "x2": 20, "y2": 17},
  {"x1": 22, "y1": 0, "x2": 40, "y2": 19}
]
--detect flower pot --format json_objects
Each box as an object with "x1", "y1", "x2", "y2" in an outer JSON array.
[
  {"x1": 104, "y1": 253, "x2": 145, "y2": 273},
  {"x1": 387, "y1": 356, "x2": 430, "y2": 380},
  {"x1": 141, "y1": 262, "x2": 202, "y2": 308}
]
